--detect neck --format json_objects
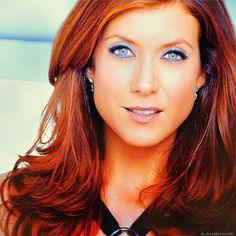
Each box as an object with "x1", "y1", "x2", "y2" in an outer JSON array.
[{"x1": 102, "y1": 125, "x2": 173, "y2": 207}]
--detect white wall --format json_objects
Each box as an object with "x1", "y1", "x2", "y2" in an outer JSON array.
[{"x1": 0, "y1": 80, "x2": 53, "y2": 173}]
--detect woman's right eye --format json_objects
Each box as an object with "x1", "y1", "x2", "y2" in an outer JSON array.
[{"x1": 108, "y1": 45, "x2": 134, "y2": 58}]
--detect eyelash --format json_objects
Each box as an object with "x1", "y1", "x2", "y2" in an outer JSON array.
[
  {"x1": 108, "y1": 44, "x2": 188, "y2": 63},
  {"x1": 161, "y1": 49, "x2": 188, "y2": 63},
  {"x1": 108, "y1": 44, "x2": 134, "y2": 59}
]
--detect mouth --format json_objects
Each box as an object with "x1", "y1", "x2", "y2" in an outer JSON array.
[
  {"x1": 126, "y1": 108, "x2": 160, "y2": 115},
  {"x1": 124, "y1": 106, "x2": 162, "y2": 123}
]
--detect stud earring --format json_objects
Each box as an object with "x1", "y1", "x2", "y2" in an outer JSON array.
[
  {"x1": 87, "y1": 77, "x2": 94, "y2": 92},
  {"x1": 194, "y1": 88, "x2": 199, "y2": 101}
]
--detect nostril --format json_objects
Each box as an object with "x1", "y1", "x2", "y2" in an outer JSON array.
[
  {"x1": 131, "y1": 72, "x2": 159, "y2": 95},
  {"x1": 132, "y1": 82, "x2": 158, "y2": 95}
]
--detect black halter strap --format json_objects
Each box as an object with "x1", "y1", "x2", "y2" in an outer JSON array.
[{"x1": 98, "y1": 200, "x2": 151, "y2": 236}]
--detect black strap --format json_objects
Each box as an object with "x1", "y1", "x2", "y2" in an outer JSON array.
[
  {"x1": 98, "y1": 200, "x2": 151, "y2": 236},
  {"x1": 130, "y1": 208, "x2": 151, "y2": 235},
  {"x1": 100, "y1": 201, "x2": 120, "y2": 235}
]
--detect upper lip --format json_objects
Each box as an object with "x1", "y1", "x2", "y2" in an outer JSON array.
[{"x1": 124, "y1": 106, "x2": 162, "y2": 112}]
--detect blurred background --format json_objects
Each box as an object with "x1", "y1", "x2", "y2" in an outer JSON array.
[{"x1": 0, "y1": 0, "x2": 235, "y2": 173}]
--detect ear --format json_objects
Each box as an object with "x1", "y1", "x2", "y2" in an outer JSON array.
[
  {"x1": 85, "y1": 67, "x2": 95, "y2": 82},
  {"x1": 196, "y1": 71, "x2": 206, "y2": 89}
]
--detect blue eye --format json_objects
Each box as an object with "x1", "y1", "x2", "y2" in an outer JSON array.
[
  {"x1": 162, "y1": 49, "x2": 188, "y2": 63},
  {"x1": 109, "y1": 44, "x2": 134, "y2": 58}
]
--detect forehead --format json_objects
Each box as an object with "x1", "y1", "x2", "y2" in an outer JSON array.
[{"x1": 101, "y1": 2, "x2": 200, "y2": 46}]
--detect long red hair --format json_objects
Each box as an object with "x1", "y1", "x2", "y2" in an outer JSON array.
[{"x1": 1, "y1": 0, "x2": 236, "y2": 235}]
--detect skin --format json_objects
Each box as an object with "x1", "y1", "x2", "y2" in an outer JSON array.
[
  {"x1": 88, "y1": 2, "x2": 205, "y2": 232},
  {"x1": 0, "y1": 3, "x2": 206, "y2": 236}
]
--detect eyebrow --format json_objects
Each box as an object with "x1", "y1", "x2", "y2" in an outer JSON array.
[
  {"x1": 103, "y1": 34, "x2": 194, "y2": 49},
  {"x1": 104, "y1": 34, "x2": 140, "y2": 47}
]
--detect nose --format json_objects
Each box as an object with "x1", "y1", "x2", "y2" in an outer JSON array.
[{"x1": 131, "y1": 55, "x2": 158, "y2": 96}]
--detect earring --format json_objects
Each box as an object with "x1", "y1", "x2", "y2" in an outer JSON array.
[
  {"x1": 87, "y1": 77, "x2": 94, "y2": 92},
  {"x1": 194, "y1": 88, "x2": 199, "y2": 101}
]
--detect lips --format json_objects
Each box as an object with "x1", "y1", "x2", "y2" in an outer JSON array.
[
  {"x1": 124, "y1": 106, "x2": 162, "y2": 123},
  {"x1": 131, "y1": 109, "x2": 156, "y2": 115},
  {"x1": 126, "y1": 106, "x2": 161, "y2": 113}
]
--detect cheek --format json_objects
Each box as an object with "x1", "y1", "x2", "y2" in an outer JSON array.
[
  {"x1": 169, "y1": 81, "x2": 195, "y2": 104},
  {"x1": 94, "y1": 54, "x2": 135, "y2": 91},
  {"x1": 160, "y1": 65, "x2": 198, "y2": 112},
  {"x1": 92, "y1": 57, "x2": 132, "y2": 117},
  {"x1": 171, "y1": 88, "x2": 194, "y2": 116}
]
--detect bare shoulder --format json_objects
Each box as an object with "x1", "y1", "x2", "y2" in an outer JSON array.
[
  {"x1": 0, "y1": 172, "x2": 9, "y2": 181},
  {"x1": 0, "y1": 172, "x2": 11, "y2": 235},
  {"x1": 0, "y1": 171, "x2": 10, "y2": 201}
]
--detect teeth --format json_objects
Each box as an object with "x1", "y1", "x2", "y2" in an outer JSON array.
[{"x1": 131, "y1": 109, "x2": 156, "y2": 115}]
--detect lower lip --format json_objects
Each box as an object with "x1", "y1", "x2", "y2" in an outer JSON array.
[{"x1": 125, "y1": 109, "x2": 161, "y2": 124}]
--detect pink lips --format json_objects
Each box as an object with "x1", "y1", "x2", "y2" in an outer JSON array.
[{"x1": 124, "y1": 106, "x2": 161, "y2": 124}]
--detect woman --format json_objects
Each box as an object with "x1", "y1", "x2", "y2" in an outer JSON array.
[{"x1": 1, "y1": 0, "x2": 235, "y2": 235}]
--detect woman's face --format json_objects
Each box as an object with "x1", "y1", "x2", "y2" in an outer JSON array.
[{"x1": 87, "y1": 3, "x2": 204, "y2": 148}]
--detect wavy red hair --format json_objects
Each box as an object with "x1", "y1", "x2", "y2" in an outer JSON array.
[{"x1": 1, "y1": 0, "x2": 236, "y2": 235}]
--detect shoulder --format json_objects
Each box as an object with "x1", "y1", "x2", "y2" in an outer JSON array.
[
  {"x1": 0, "y1": 171, "x2": 12, "y2": 235},
  {"x1": 0, "y1": 172, "x2": 9, "y2": 181},
  {"x1": 0, "y1": 172, "x2": 10, "y2": 202}
]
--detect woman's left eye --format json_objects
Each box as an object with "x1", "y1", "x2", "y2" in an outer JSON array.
[
  {"x1": 162, "y1": 49, "x2": 188, "y2": 63},
  {"x1": 109, "y1": 45, "x2": 134, "y2": 58}
]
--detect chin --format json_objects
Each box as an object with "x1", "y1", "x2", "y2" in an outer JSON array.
[
  {"x1": 122, "y1": 135, "x2": 165, "y2": 148},
  {"x1": 120, "y1": 130, "x2": 176, "y2": 149}
]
